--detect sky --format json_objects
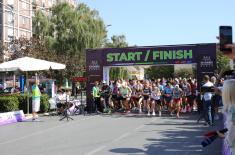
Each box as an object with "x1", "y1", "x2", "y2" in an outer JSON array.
[{"x1": 79, "y1": 0, "x2": 235, "y2": 46}]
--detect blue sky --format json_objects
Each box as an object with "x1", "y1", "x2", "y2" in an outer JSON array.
[{"x1": 80, "y1": 0, "x2": 235, "y2": 46}]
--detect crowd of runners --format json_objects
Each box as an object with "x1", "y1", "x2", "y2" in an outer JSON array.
[{"x1": 92, "y1": 77, "x2": 214, "y2": 118}]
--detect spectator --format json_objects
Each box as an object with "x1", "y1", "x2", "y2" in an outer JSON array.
[
  {"x1": 32, "y1": 79, "x2": 41, "y2": 121},
  {"x1": 222, "y1": 79, "x2": 235, "y2": 146},
  {"x1": 92, "y1": 81, "x2": 101, "y2": 113},
  {"x1": 198, "y1": 75, "x2": 214, "y2": 126}
]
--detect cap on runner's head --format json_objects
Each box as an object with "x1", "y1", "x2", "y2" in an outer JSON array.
[{"x1": 102, "y1": 80, "x2": 106, "y2": 84}]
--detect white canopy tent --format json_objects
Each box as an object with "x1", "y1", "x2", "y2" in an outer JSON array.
[
  {"x1": 0, "y1": 57, "x2": 65, "y2": 71},
  {"x1": 0, "y1": 57, "x2": 66, "y2": 114}
]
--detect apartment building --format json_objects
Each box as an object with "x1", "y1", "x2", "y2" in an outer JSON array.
[
  {"x1": 32, "y1": 0, "x2": 76, "y2": 9},
  {"x1": 0, "y1": 0, "x2": 76, "y2": 59},
  {"x1": 0, "y1": 0, "x2": 77, "y2": 42},
  {"x1": 0, "y1": 0, "x2": 32, "y2": 41},
  {"x1": 57, "y1": 0, "x2": 76, "y2": 6}
]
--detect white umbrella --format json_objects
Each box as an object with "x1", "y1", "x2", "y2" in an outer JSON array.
[
  {"x1": 0, "y1": 57, "x2": 66, "y2": 114},
  {"x1": 0, "y1": 57, "x2": 65, "y2": 71}
]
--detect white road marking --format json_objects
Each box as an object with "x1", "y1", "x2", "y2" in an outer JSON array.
[
  {"x1": 112, "y1": 132, "x2": 131, "y2": 143},
  {"x1": 86, "y1": 117, "x2": 157, "y2": 154},
  {"x1": 0, "y1": 116, "x2": 95, "y2": 145},
  {"x1": 86, "y1": 145, "x2": 107, "y2": 155},
  {"x1": 134, "y1": 124, "x2": 146, "y2": 131},
  {"x1": 134, "y1": 118, "x2": 156, "y2": 131}
]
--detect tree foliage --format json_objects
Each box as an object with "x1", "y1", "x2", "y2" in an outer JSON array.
[
  {"x1": 216, "y1": 50, "x2": 231, "y2": 74},
  {"x1": 110, "y1": 67, "x2": 129, "y2": 81},
  {"x1": 105, "y1": 35, "x2": 129, "y2": 80},
  {"x1": 174, "y1": 68, "x2": 194, "y2": 78},
  {"x1": 105, "y1": 35, "x2": 128, "y2": 48},
  {"x1": 0, "y1": 40, "x2": 7, "y2": 63},
  {"x1": 145, "y1": 65, "x2": 174, "y2": 79},
  {"x1": 6, "y1": 3, "x2": 107, "y2": 85}
]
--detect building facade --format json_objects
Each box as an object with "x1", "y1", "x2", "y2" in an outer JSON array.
[
  {"x1": 32, "y1": 0, "x2": 76, "y2": 9},
  {"x1": 0, "y1": 0, "x2": 76, "y2": 59},
  {"x1": 57, "y1": 0, "x2": 76, "y2": 6},
  {"x1": 0, "y1": 0, "x2": 32, "y2": 42}
]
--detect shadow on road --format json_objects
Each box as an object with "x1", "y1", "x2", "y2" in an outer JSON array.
[{"x1": 109, "y1": 114, "x2": 223, "y2": 155}]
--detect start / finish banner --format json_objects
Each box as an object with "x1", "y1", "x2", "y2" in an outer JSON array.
[
  {"x1": 103, "y1": 46, "x2": 196, "y2": 66},
  {"x1": 86, "y1": 43, "x2": 217, "y2": 112},
  {"x1": 0, "y1": 110, "x2": 26, "y2": 126}
]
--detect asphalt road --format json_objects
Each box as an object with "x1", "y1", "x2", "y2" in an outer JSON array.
[{"x1": 0, "y1": 112, "x2": 222, "y2": 155}]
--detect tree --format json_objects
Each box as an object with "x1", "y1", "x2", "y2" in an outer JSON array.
[
  {"x1": 21, "y1": 2, "x2": 107, "y2": 82},
  {"x1": 32, "y1": 10, "x2": 52, "y2": 39},
  {"x1": 145, "y1": 65, "x2": 174, "y2": 79},
  {"x1": 0, "y1": 40, "x2": 7, "y2": 63},
  {"x1": 48, "y1": 3, "x2": 107, "y2": 79},
  {"x1": 216, "y1": 50, "x2": 231, "y2": 74},
  {"x1": 105, "y1": 35, "x2": 129, "y2": 80},
  {"x1": 105, "y1": 35, "x2": 128, "y2": 48},
  {"x1": 174, "y1": 68, "x2": 194, "y2": 78}
]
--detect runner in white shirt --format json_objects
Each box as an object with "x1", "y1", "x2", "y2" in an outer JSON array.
[
  {"x1": 172, "y1": 85, "x2": 183, "y2": 118},
  {"x1": 151, "y1": 84, "x2": 162, "y2": 116},
  {"x1": 135, "y1": 81, "x2": 143, "y2": 113}
]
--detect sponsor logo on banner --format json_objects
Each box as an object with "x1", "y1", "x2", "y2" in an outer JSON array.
[
  {"x1": 88, "y1": 60, "x2": 100, "y2": 71},
  {"x1": 200, "y1": 56, "x2": 213, "y2": 68}
]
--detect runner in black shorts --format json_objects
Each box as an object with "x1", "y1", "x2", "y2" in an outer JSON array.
[{"x1": 142, "y1": 81, "x2": 151, "y2": 116}]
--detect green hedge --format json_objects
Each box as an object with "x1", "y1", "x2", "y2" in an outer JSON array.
[
  {"x1": 0, "y1": 96, "x2": 19, "y2": 112},
  {"x1": 0, "y1": 94, "x2": 50, "y2": 113},
  {"x1": 40, "y1": 94, "x2": 50, "y2": 113}
]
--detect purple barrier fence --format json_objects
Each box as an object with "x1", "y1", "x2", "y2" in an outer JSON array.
[{"x1": 0, "y1": 110, "x2": 26, "y2": 126}]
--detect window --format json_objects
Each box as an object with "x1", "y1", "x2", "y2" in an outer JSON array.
[
  {"x1": 48, "y1": 0, "x2": 52, "y2": 7},
  {"x1": 7, "y1": 12, "x2": 14, "y2": 25},
  {"x1": 42, "y1": 0, "x2": 46, "y2": 7},
  {"x1": 22, "y1": 2, "x2": 27, "y2": 9},
  {"x1": 21, "y1": 31, "x2": 27, "y2": 37},
  {"x1": 21, "y1": 16, "x2": 27, "y2": 25},
  {"x1": 32, "y1": 0, "x2": 36, "y2": 6},
  {"x1": 8, "y1": 28, "x2": 14, "y2": 41},
  {"x1": 8, "y1": 28, "x2": 13, "y2": 36},
  {"x1": 7, "y1": 0, "x2": 14, "y2": 6}
]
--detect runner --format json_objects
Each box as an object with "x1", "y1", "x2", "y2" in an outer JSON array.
[
  {"x1": 111, "y1": 81, "x2": 119, "y2": 110},
  {"x1": 100, "y1": 81, "x2": 112, "y2": 113},
  {"x1": 163, "y1": 82, "x2": 173, "y2": 116},
  {"x1": 182, "y1": 78, "x2": 192, "y2": 112},
  {"x1": 118, "y1": 81, "x2": 132, "y2": 113},
  {"x1": 151, "y1": 83, "x2": 162, "y2": 116},
  {"x1": 135, "y1": 80, "x2": 143, "y2": 113},
  {"x1": 129, "y1": 80, "x2": 137, "y2": 111},
  {"x1": 172, "y1": 84, "x2": 183, "y2": 118},
  {"x1": 142, "y1": 81, "x2": 152, "y2": 116}
]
